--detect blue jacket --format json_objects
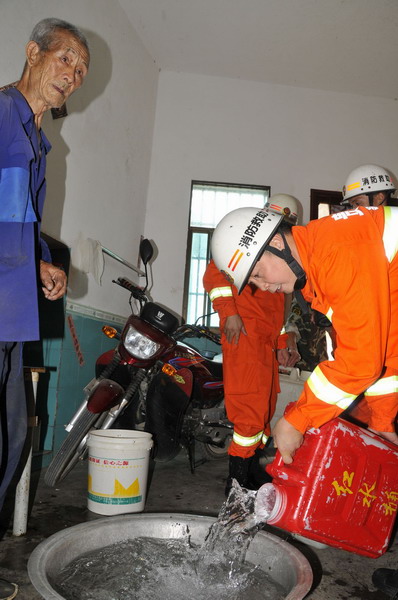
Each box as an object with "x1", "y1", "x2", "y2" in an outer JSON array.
[{"x1": 0, "y1": 88, "x2": 52, "y2": 341}]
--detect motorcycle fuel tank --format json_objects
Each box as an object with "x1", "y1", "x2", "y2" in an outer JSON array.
[{"x1": 169, "y1": 344, "x2": 223, "y2": 410}]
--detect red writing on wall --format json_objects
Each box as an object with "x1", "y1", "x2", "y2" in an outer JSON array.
[{"x1": 67, "y1": 315, "x2": 85, "y2": 366}]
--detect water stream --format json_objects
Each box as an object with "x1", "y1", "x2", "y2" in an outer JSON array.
[{"x1": 55, "y1": 481, "x2": 283, "y2": 600}]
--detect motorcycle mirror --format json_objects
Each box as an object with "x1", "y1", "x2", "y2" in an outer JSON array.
[{"x1": 139, "y1": 239, "x2": 154, "y2": 265}]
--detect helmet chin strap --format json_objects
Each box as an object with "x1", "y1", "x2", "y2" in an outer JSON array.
[
  {"x1": 264, "y1": 231, "x2": 309, "y2": 315},
  {"x1": 264, "y1": 231, "x2": 307, "y2": 290}
]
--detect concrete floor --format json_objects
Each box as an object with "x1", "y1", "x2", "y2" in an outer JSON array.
[{"x1": 0, "y1": 451, "x2": 397, "y2": 599}]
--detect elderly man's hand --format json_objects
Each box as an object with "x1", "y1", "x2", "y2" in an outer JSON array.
[
  {"x1": 272, "y1": 417, "x2": 304, "y2": 464},
  {"x1": 40, "y1": 260, "x2": 67, "y2": 301}
]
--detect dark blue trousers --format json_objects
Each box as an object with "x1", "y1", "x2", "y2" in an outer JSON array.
[{"x1": 0, "y1": 342, "x2": 27, "y2": 513}]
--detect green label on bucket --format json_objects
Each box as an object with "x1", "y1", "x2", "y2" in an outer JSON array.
[{"x1": 88, "y1": 492, "x2": 143, "y2": 505}]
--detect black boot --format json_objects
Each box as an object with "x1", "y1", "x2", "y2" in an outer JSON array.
[
  {"x1": 372, "y1": 568, "x2": 398, "y2": 598},
  {"x1": 248, "y1": 447, "x2": 273, "y2": 490},
  {"x1": 225, "y1": 456, "x2": 252, "y2": 496}
]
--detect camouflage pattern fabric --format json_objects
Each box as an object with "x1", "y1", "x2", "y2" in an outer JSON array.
[{"x1": 285, "y1": 300, "x2": 329, "y2": 372}]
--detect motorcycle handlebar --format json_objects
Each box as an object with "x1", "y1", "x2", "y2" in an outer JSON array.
[
  {"x1": 175, "y1": 324, "x2": 221, "y2": 345},
  {"x1": 112, "y1": 277, "x2": 147, "y2": 301}
]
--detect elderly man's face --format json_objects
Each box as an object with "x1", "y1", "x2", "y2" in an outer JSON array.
[
  {"x1": 29, "y1": 29, "x2": 89, "y2": 109},
  {"x1": 248, "y1": 251, "x2": 297, "y2": 293}
]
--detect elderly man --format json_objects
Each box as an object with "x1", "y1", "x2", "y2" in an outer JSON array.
[{"x1": 0, "y1": 18, "x2": 89, "y2": 598}]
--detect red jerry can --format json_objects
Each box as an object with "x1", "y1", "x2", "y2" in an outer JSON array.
[{"x1": 265, "y1": 417, "x2": 398, "y2": 557}]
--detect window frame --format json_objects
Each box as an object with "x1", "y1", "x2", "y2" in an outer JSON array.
[
  {"x1": 310, "y1": 189, "x2": 344, "y2": 220},
  {"x1": 182, "y1": 180, "x2": 271, "y2": 326},
  {"x1": 182, "y1": 225, "x2": 214, "y2": 326}
]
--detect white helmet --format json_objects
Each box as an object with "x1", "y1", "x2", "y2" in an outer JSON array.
[
  {"x1": 342, "y1": 164, "x2": 396, "y2": 204},
  {"x1": 265, "y1": 193, "x2": 299, "y2": 225},
  {"x1": 211, "y1": 207, "x2": 284, "y2": 293}
]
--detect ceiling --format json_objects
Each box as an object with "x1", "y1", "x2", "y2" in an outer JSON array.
[{"x1": 119, "y1": 0, "x2": 398, "y2": 99}]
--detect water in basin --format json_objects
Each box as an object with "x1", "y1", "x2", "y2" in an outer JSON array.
[{"x1": 55, "y1": 481, "x2": 283, "y2": 600}]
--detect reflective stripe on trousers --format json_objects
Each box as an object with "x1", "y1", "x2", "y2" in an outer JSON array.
[
  {"x1": 364, "y1": 375, "x2": 398, "y2": 396},
  {"x1": 233, "y1": 430, "x2": 262, "y2": 448}
]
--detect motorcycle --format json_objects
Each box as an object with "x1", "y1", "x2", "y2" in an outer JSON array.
[{"x1": 44, "y1": 239, "x2": 232, "y2": 487}]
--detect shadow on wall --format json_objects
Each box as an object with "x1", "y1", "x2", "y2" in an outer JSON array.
[
  {"x1": 39, "y1": 233, "x2": 71, "y2": 339},
  {"x1": 43, "y1": 28, "x2": 113, "y2": 242},
  {"x1": 66, "y1": 262, "x2": 89, "y2": 299}
]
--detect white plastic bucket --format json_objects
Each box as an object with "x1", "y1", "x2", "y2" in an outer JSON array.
[{"x1": 87, "y1": 429, "x2": 153, "y2": 516}]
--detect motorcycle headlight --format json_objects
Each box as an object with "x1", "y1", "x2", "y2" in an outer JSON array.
[{"x1": 123, "y1": 325, "x2": 160, "y2": 359}]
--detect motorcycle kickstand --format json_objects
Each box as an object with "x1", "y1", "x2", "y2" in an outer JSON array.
[
  {"x1": 187, "y1": 438, "x2": 206, "y2": 474},
  {"x1": 187, "y1": 438, "x2": 196, "y2": 474}
]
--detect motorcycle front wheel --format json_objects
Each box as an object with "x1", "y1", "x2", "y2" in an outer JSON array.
[{"x1": 44, "y1": 408, "x2": 102, "y2": 487}]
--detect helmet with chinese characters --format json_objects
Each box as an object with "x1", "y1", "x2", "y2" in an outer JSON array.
[
  {"x1": 342, "y1": 164, "x2": 396, "y2": 204},
  {"x1": 211, "y1": 207, "x2": 284, "y2": 293}
]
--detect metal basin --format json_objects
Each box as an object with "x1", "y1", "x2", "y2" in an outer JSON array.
[{"x1": 28, "y1": 513, "x2": 313, "y2": 600}]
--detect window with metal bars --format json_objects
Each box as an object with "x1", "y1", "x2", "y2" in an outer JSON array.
[{"x1": 182, "y1": 181, "x2": 270, "y2": 327}]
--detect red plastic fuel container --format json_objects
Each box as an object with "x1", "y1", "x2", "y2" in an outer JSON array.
[{"x1": 264, "y1": 416, "x2": 398, "y2": 557}]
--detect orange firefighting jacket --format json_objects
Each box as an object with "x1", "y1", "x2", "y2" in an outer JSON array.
[
  {"x1": 203, "y1": 259, "x2": 287, "y2": 347},
  {"x1": 284, "y1": 206, "x2": 398, "y2": 434}
]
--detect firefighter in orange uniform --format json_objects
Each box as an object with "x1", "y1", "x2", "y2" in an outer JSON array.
[
  {"x1": 203, "y1": 195, "x2": 300, "y2": 494},
  {"x1": 341, "y1": 164, "x2": 397, "y2": 428},
  {"x1": 210, "y1": 172, "x2": 398, "y2": 467},
  {"x1": 340, "y1": 165, "x2": 398, "y2": 600},
  {"x1": 341, "y1": 164, "x2": 395, "y2": 209}
]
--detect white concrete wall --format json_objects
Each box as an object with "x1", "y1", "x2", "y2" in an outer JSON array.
[
  {"x1": 1, "y1": 0, "x2": 159, "y2": 316},
  {"x1": 3, "y1": 5, "x2": 398, "y2": 322},
  {"x1": 145, "y1": 71, "x2": 398, "y2": 317}
]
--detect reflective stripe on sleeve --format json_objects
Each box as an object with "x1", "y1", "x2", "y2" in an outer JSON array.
[
  {"x1": 232, "y1": 430, "x2": 263, "y2": 448},
  {"x1": 209, "y1": 286, "x2": 233, "y2": 302},
  {"x1": 307, "y1": 365, "x2": 357, "y2": 410},
  {"x1": 383, "y1": 206, "x2": 398, "y2": 263},
  {"x1": 326, "y1": 307, "x2": 333, "y2": 323},
  {"x1": 364, "y1": 376, "x2": 398, "y2": 397},
  {"x1": 261, "y1": 433, "x2": 269, "y2": 445}
]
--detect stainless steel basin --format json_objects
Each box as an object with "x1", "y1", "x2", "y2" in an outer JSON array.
[{"x1": 28, "y1": 513, "x2": 313, "y2": 599}]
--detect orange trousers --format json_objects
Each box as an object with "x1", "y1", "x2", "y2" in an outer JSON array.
[{"x1": 222, "y1": 320, "x2": 280, "y2": 458}]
